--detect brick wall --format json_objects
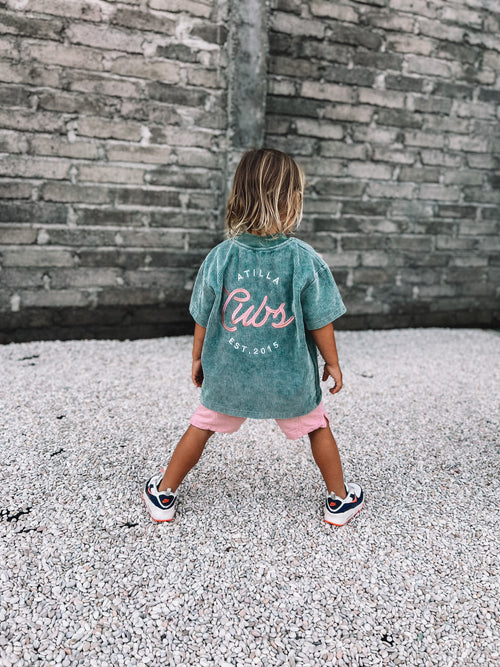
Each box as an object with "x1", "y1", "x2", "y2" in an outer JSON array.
[
  {"x1": 267, "y1": 0, "x2": 500, "y2": 329},
  {"x1": 0, "y1": 0, "x2": 499, "y2": 342}
]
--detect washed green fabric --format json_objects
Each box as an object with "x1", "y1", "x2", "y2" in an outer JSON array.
[{"x1": 189, "y1": 233, "x2": 346, "y2": 419}]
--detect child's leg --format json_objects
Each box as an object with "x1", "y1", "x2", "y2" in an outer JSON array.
[
  {"x1": 309, "y1": 424, "x2": 347, "y2": 498},
  {"x1": 158, "y1": 425, "x2": 213, "y2": 493}
]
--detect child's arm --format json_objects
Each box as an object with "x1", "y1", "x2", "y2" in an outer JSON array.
[
  {"x1": 310, "y1": 323, "x2": 343, "y2": 395},
  {"x1": 192, "y1": 323, "x2": 206, "y2": 387}
]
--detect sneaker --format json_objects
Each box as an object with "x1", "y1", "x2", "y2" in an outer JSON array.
[
  {"x1": 324, "y1": 482, "x2": 364, "y2": 526},
  {"x1": 142, "y1": 471, "x2": 178, "y2": 522}
]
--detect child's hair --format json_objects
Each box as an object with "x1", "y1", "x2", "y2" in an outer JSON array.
[{"x1": 225, "y1": 148, "x2": 305, "y2": 238}]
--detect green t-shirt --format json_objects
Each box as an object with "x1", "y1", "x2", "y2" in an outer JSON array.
[{"x1": 189, "y1": 233, "x2": 346, "y2": 419}]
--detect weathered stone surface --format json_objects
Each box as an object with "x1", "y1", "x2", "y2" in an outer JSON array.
[{"x1": 0, "y1": 0, "x2": 498, "y2": 340}]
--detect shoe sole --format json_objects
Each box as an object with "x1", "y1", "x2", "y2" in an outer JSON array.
[
  {"x1": 141, "y1": 491, "x2": 176, "y2": 523},
  {"x1": 324, "y1": 501, "x2": 364, "y2": 527}
]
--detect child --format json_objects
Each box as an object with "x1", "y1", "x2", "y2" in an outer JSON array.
[{"x1": 142, "y1": 148, "x2": 364, "y2": 526}]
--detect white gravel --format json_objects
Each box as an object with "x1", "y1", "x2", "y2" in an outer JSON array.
[{"x1": 0, "y1": 328, "x2": 498, "y2": 667}]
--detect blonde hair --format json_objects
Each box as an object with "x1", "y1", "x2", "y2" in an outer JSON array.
[{"x1": 225, "y1": 148, "x2": 305, "y2": 238}]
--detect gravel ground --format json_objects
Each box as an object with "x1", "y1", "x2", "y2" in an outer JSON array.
[{"x1": 0, "y1": 328, "x2": 498, "y2": 667}]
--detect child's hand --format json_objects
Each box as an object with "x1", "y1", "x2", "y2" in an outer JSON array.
[
  {"x1": 192, "y1": 359, "x2": 204, "y2": 387},
  {"x1": 322, "y1": 363, "x2": 343, "y2": 394}
]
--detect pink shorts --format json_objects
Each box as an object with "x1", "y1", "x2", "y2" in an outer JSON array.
[{"x1": 190, "y1": 403, "x2": 329, "y2": 440}]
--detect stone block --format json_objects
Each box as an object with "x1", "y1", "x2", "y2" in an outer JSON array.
[
  {"x1": 146, "y1": 168, "x2": 215, "y2": 189},
  {"x1": 0, "y1": 61, "x2": 61, "y2": 88},
  {"x1": 436, "y1": 236, "x2": 478, "y2": 251},
  {"x1": 109, "y1": 7, "x2": 176, "y2": 33},
  {"x1": 77, "y1": 116, "x2": 143, "y2": 141},
  {"x1": 372, "y1": 147, "x2": 417, "y2": 164},
  {"x1": 269, "y1": 55, "x2": 320, "y2": 79},
  {"x1": 352, "y1": 127, "x2": 401, "y2": 144},
  {"x1": 323, "y1": 104, "x2": 374, "y2": 124},
  {"x1": 448, "y1": 135, "x2": 489, "y2": 153},
  {"x1": 353, "y1": 50, "x2": 402, "y2": 71},
  {"x1": 385, "y1": 75, "x2": 424, "y2": 92},
  {"x1": 0, "y1": 108, "x2": 66, "y2": 133},
  {"x1": 0, "y1": 202, "x2": 67, "y2": 225},
  {"x1": 301, "y1": 81, "x2": 354, "y2": 104},
  {"x1": 342, "y1": 200, "x2": 391, "y2": 216},
  {"x1": 107, "y1": 144, "x2": 172, "y2": 164},
  {"x1": 0, "y1": 182, "x2": 32, "y2": 199},
  {"x1": 419, "y1": 184, "x2": 460, "y2": 201},
  {"x1": 403, "y1": 131, "x2": 444, "y2": 148},
  {"x1": 295, "y1": 119, "x2": 343, "y2": 140},
  {"x1": 270, "y1": 12, "x2": 325, "y2": 38},
  {"x1": 320, "y1": 141, "x2": 369, "y2": 160},
  {"x1": 328, "y1": 24, "x2": 382, "y2": 50},
  {"x1": 376, "y1": 109, "x2": 423, "y2": 128},
  {"x1": 424, "y1": 116, "x2": 469, "y2": 134},
  {"x1": 108, "y1": 56, "x2": 180, "y2": 83},
  {"x1": 79, "y1": 164, "x2": 146, "y2": 185},
  {"x1": 420, "y1": 150, "x2": 461, "y2": 167},
  {"x1": 353, "y1": 267, "x2": 394, "y2": 284},
  {"x1": 112, "y1": 188, "x2": 181, "y2": 208},
  {"x1": 436, "y1": 205, "x2": 477, "y2": 219},
  {"x1": 147, "y1": 82, "x2": 209, "y2": 108},
  {"x1": 310, "y1": 2, "x2": 358, "y2": 22},
  {"x1": 358, "y1": 88, "x2": 406, "y2": 109},
  {"x1": 325, "y1": 66, "x2": 375, "y2": 87},
  {"x1": 463, "y1": 187, "x2": 500, "y2": 204},
  {"x1": 189, "y1": 22, "x2": 228, "y2": 45},
  {"x1": 347, "y1": 162, "x2": 393, "y2": 179},
  {"x1": 412, "y1": 96, "x2": 453, "y2": 114},
  {"x1": 1, "y1": 247, "x2": 75, "y2": 267},
  {"x1": 32, "y1": 0, "x2": 101, "y2": 18},
  {"x1": 0, "y1": 84, "x2": 31, "y2": 107},
  {"x1": 387, "y1": 35, "x2": 435, "y2": 56},
  {"x1": 30, "y1": 136, "x2": 100, "y2": 160},
  {"x1": 367, "y1": 182, "x2": 415, "y2": 199},
  {"x1": 42, "y1": 183, "x2": 111, "y2": 204},
  {"x1": 25, "y1": 41, "x2": 103, "y2": 71},
  {"x1": 66, "y1": 23, "x2": 144, "y2": 52},
  {"x1": 455, "y1": 101, "x2": 496, "y2": 120},
  {"x1": 67, "y1": 72, "x2": 143, "y2": 100},
  {"x1": 0, "y1": 157, "x2": 71, "y2": 180},
  {"x1": 406, "y1": 55, "x2": 455, "y2": 78},
  {"x1": 398, "y1": 167, "x2": 440, "y2": 182},
  {"x1": 388, "y1": 235, "x2": 433, "y2": 252},
  {"x1": 20, "y1": 289, "x2": 90, "y2": 308},
  {"x1": 37, "y1": 90, "x2": 116, "y2": 117},
  {"x1": 186, "y1": 67, "x2": 220, "y2": 89},
  {"x1": 268, "y1": 78, "x2": 296, "y2": 97},
  {"x1": 342, "y1": 235, "x2": 387, "y2": 250},
  {"x1": 443, "y1": 170, "x2": 483, "y2": 186},
  {"x1": 0, "y1": 226, "x2": 37, "y2": 244},
  {"x1": 299, "y1": 39, "x2": 350, "y2": 64},
  {"x1": 0, "y1": 10, "x2": 64, "y2": 40},
  {"x1": 265, "y1": 134, "x2": 317, "y2": 156},
  {"x1": 303, "y1": 197, "x2": 343, "y2": 214},
  {"x1": 149, "y1": 0, "x2": 212, "y2": 18},
  {"x1": 48, "y1": 268, "x2": 124, "y2": 289},
  {"x1": 314, "y1": 180, "x2": 366, "y2": 198},
  {"x1": 365, "y1": 11, "x2": 415, "y2": 32}
]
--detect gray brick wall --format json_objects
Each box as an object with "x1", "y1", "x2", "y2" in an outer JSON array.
[
  {"x1": 0, "y1": 0, "x2": 499, "y2": 341},
  {"x1": 266, "y1": 0, "x2": 500, "y2": 330}
]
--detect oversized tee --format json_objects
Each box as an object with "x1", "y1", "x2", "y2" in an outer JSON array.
[{"x1": 189, "y1": 233, "x2": 346, "y2": 419}]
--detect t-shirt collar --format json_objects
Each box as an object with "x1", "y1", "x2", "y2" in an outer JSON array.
[{"x1": 234, "y1": 232, "x2": 289, "y2": 248}]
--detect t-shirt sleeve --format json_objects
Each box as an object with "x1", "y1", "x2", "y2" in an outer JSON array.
[
  {"x1": 301, "y1": 266, "x2": 347, "y2": 330},
  {"x1": 189, "y1": 260, "x2": 215, "y2": 328}
]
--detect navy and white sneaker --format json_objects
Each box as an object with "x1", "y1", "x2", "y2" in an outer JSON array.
[
  {"x1": 324, "y1": 482, "x2": 364, "y2": 526},
  {"x1": 142, "y1": 471, "x2": 178, "y2": 522}
]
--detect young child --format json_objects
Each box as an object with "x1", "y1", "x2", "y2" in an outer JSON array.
[{"x1": 143, "y1": 148, "x2": 364, "y2": 526}]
